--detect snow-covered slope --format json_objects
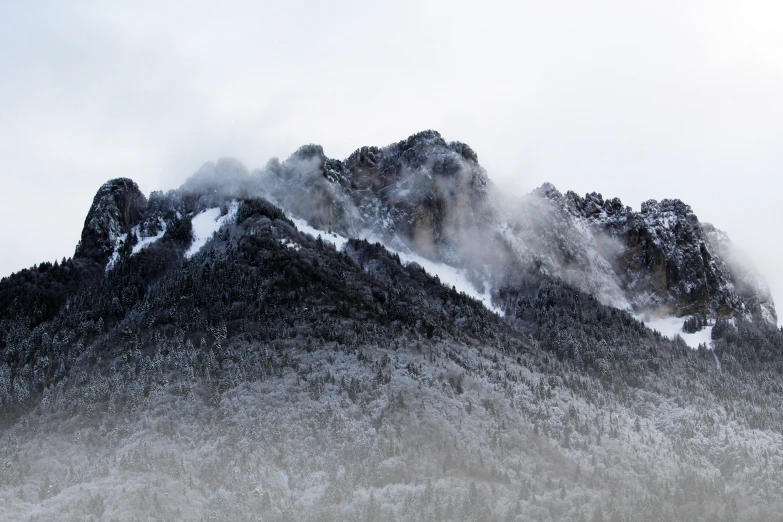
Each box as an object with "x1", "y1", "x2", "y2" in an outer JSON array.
[
  {"x1": 184, "y1": 201, "x2": 239, "y2": 259},
  {"x1": 289, "y1": 217, "x2": 349, "y2": 252},
  {"x1": 636, "y1": 313, "x2": 714, "y2": 349},
  {"x1": 131, "y1": 219, "x2": 166, "y2": 254},
  {"x1": 288, "y1": 216, "x2": 501, "y2": 315}
]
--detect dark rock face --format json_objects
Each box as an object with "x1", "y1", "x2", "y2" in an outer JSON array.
[
  {"x1": 564, "y1": 191, "x2": 754, "y2": 319},
  {"x1": 74, "y1": 178, "x2": 147, "y2": 264},
  {"x1": 703, "y1": 223, "x2": 777, "y2": 324},
  {"x1": 257, "y1": 130, "x2": 775, "y2": 323},
  {"x1": 339, "y1": 130, "x2": 491, "y2": 258},
  {"x1": 259, "y1": 130, "x2": 492, "y2": 260}
]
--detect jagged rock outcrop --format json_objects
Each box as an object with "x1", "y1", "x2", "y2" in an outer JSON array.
[
  {"x1": 74, "y1": 178, "x2": 147, "y2": 264},
  {"x1": 252, "y1": 130, "x2": 775, "y2": 323},
  {"x1": 259, "y1": 130, "x2": 492, "y2": 260},
  {"x1": 68, "y1": 132, "x2": 775, "y2": 325},
  {"x1": 703, "y1": 223, "x2": 777, "y2": 323},
  {"x1": 499, "y1": 183, "x2": 632, "y2": 310},
  {"x1": 560, "y1": 190, "x2": 774, "y2": 321}
]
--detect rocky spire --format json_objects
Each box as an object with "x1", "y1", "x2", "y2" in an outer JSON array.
[{"x1": 74, "y1": 178, "x2": 147, "y2": 264}]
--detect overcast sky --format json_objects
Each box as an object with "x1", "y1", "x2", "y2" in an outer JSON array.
[{"x1": 1, "y1": 1, "x2": 781, "y2": 321}]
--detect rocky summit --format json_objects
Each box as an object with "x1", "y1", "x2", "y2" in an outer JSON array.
[
  {"x1": 74, "y1": 178, "x2": 148, "y2": 265},
  {"x1": 249, "y1": 130, "x2": 774, "y2": 325},
  {"x1": 1, "y1": 131, "x2": 782, "y2": 521},
  {"x1": 563, "y1": 190, "x2": 774, "y2": 322}
]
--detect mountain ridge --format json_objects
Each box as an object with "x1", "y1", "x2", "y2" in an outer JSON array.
[
  {"x1": 2, "y1": 133, "x2": 783, "y2": 520},
  {"x1": 101, "y1": 130, "x2": 773, "y2": 328}
]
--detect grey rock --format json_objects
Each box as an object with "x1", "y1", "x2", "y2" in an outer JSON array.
[{"x1": 74, "y1": 178, "x2": 147, "y2": 264}]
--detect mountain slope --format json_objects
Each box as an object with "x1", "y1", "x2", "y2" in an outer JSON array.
[{"x1": 1, "y1": 132, "x2": 782, "y2": 521}]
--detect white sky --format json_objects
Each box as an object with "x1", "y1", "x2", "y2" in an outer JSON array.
[{"x1": 1, "y1": 1, "x2": 781, "y2": 322}]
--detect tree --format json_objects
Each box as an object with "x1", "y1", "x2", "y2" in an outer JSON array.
[
  {"x1": 165, "y1": 215, "x2": 193, "y2": 244},
  {"x1": 563, "y1": 425, "x2": 572, "y2": 448},
  {"x1": 86, "y1": 493, "x2": 105, "y2": 517}
]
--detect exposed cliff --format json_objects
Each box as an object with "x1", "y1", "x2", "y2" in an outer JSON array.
[
  {"x1": 251, "y1": 131, "x2": 775, "y2": 324},
  {"x1": 74, "y1": 178, "x2": 147, "y2": 264}
]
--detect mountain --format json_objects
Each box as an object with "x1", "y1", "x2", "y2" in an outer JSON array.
[
  {"x1": 1, "y1": 131, "x2": 782, "y2": 521},
  {"x1": 75, "y1": 178, "x2": 148, "y2": 265},
  {"x1": 253, "y1": 129, "x2": 775, "y2": 328}
]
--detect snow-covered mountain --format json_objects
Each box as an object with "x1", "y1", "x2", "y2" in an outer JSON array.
[
  {"x1": 3, "y1": 131, "x2": 783, "y2": 521},
  {"x1": 107, "y1": 130, "x2": 773, "y2": 336}
]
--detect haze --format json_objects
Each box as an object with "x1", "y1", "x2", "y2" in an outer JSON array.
[{"x1": 1, "y1": 1, "x2": 781, "y2": 323}]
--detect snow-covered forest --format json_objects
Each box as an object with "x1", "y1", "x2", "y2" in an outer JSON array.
[{"x1": 2, "y1": 133, "x2": 783, "y2": 521}]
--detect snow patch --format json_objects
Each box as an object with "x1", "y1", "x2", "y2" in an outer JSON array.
[
  {"x1": 636, "y1": 313, "x2": 713, "y2": 350},
  {"x1": 131, "y1": 219, "x2": 167, "y2": 255},
  {"x1": 185, "y1": 202, "x2": 239, "y2": 259},
  {"x1": 105, "y1": 233, "x2": 128, "y2": 271},
  {"x1": 280, "y1": 238, "x2": 301, "y2": 251},
  {"x1": 283, "y1": 214, "x2": 502, "y2": 316},
  {"x1": 394, "y1": 249, "x2": 503, "y2": 316},
  {"x1": 290, "y1": 217, "x2": 349, "y2": 251},
  {"x1": 761, "y1": 303, "x2": 776, "y2": 325}
]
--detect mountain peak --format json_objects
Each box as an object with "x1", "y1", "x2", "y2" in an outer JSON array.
[
  {"x1": 289, "y1": 143, "x2": 327, "y2": 163},
  {"x1": 74, "y1": 178, "x2": 147, "y2": 264},
  {"x1": 254, "y1": 132, "x2": 775, "y2": 324},
  {"x1": 559, "y1": 189, "x2": 775, "y2": 320},
  {"x1": 5, "y1": 132, "x2": 783, "y2": 522},
  {"x1": 533, "y1": 182, "x2": 564, "y2": 203}
]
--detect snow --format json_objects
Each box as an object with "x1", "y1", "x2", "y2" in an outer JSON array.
[
  {"x1": 394, "y1": 250, "x2": 503, "y2": 316},
  {"x1": 185, "y1": 202, "x2": 239, "y2": 259},
  {"x1": 131, "y1": 219, "x2": 167, "y2": 255},
  {"x1": 280, "y1": 238, "x2": 301, "y2": 251},
  {"x1": 343, "y1": 224, "x2": 503, "y2": 316},
  {"x1": 290, "y1": 217, "x2": 349, "y2": 251},
  {"x1": 636, "y1": 313, "x2": 713, "y2": 349},
  {"x1": 286, "y1": 215, "x2": 502, "y2": 316},
  {"x1": 761, "y1": 303, "x2": 776, "y2": 325},
  {"x1": 105, "y1": 233, "x2": 128, "y2": 271}
]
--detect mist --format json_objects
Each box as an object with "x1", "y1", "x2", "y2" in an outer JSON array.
[{"x1": 5, "y1": 3, "x2": 783, "y2": 521}]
